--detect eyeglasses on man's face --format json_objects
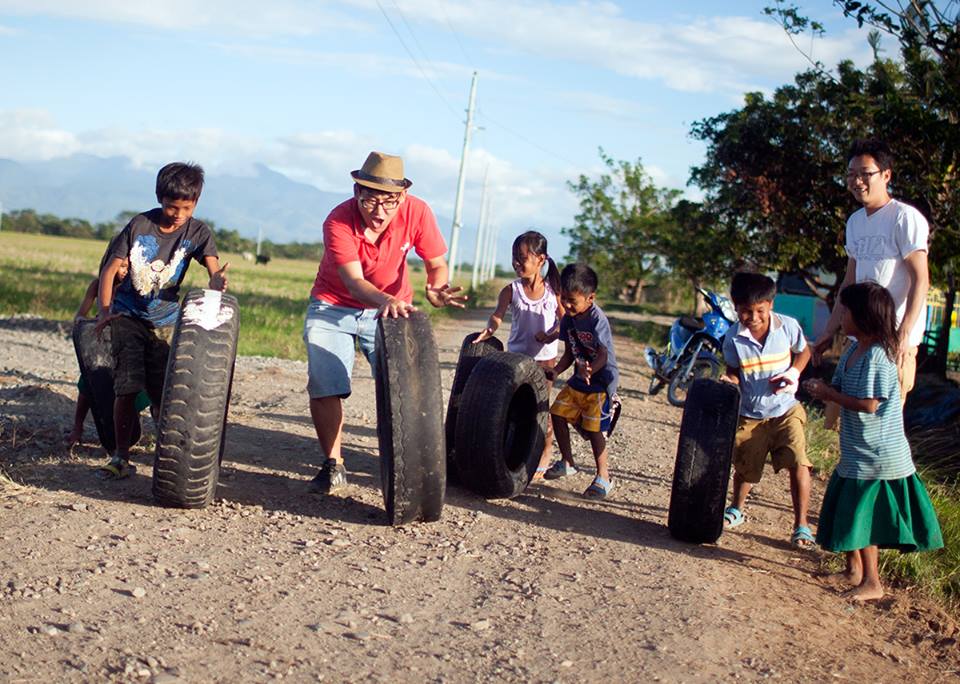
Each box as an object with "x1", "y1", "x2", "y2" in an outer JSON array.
[
  {"x1": 845, "y1": 169, "x2": 882, "y2": 184},
  {"x1": 358, "y1": 193, "x2": 402, "y2": 211}
]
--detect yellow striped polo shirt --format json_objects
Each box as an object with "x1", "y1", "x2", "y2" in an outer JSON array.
[{"x1": 722, "y1": 313, "x2": 806, "y2": 419}]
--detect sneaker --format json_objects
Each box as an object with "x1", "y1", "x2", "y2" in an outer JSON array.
[
  {"x1": 543, "y1": 460, "x2": 578, "y2": 480},
  {"x1": 309, "y1": 458, "x2": 348, "y2": 494}
]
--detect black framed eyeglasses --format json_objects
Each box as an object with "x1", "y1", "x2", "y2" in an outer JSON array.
[
  {"x1": 358, "y1": 194, "x2": 401, "y2": 211},
  {"x1": 845, "y1": 169, "x2": 882, "y2": 184}
]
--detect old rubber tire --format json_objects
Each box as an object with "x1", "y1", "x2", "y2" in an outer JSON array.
[
  {"x1": 667, "y1": 356, "x2": 721, "y2": 408},
  {"x1": 375, "y1": 312, "x2": 445, "y2": 525},
  {"x1": 454, "y1": 351, "x2": 549, "y2": 499},
  {"x1": 152, "y1": 289, "x2": 240, "y2": 509},
  {"x1": 444, "y1": 332, "x2": 503, "y2": 483},
  {"x1": 668, "y1": 378, "x2": 740, "y2": 544},
  {"x1": 71, "y1": 319, "x2": 140, "y2": 453}
]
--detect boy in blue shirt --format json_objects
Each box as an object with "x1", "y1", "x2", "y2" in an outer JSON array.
[
  {"x1": 96, "y1": 162, "x2": 229, "y2": 478},
  {"x1": 543, "y1": 263, "x2": 620, "y2": 499},
  {"x1": 721, "y1": 272, "x2": 814, "y2": 547}
]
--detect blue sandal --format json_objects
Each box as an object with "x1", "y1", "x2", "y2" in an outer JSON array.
[
  {"x1": 583, "y1": 476, "x2": 613, "y2": 499},
  {"x1": 791, "y1": 525, "x2": 816, "y2": 549},
  {"x1": 723, "y1": 506, "x2": 745, "y2": 528}
]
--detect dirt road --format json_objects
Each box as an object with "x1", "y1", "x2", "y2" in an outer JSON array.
[{"x1": 1, "y1": 311, "x2": 957, "y2": 683}]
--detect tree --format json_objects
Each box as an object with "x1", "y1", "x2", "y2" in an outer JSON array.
[
  {"x1": 760, "y1": 0, "x2": 960, "y2": 371},
  {"x1": 564, "y1": 150, "x2": 679, "y2": 302}
]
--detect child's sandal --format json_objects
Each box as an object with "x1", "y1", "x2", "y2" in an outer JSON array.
[{"x1": 96, "y1": 458, "x2": 136, "y2": 480}]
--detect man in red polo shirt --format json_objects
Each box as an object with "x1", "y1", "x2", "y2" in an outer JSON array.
[{"x1": 304, "y1": 151, "x2": 466, "y2": 493}]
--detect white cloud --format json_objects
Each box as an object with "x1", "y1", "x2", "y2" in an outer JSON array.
[
  {"x1": 0, "y1": 0, "x2": 873, "y2": 96},
  {"x1": 0, "y1": 108, "x2": 579, "y2": 255},
  {"x1": 212, "y1": 43, "x2": 478, "y2": 82},
  {"x1": 398, "y1": 1, "x2": 873, "y2": 95},
  {"x1": 0, "y1": 0, "x2": 365, "y2": 37}
]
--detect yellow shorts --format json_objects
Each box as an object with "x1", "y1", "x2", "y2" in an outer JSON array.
[
  {"x1": 550, "y1": 385, "x2": 606, "y2": 433},
  {"x1": 733, "y1": 403, "x2": 811, "y2": 483}
]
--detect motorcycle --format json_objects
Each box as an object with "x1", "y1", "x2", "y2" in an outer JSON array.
[{"x1": 644, "y1": 288, "x2": 737, "y2": 407}]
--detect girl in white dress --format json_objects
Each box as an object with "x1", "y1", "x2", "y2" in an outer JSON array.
[{"x1": 475, "y1": 231, "x2": 564, "y2": 482}]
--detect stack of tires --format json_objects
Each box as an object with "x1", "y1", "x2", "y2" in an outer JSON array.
[{"x1": 445, "y1": 334, "x2": 550, "y2": 499}]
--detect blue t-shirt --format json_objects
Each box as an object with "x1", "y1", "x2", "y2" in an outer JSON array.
[
  {"x1": 832, "y1": 342, "x2": 915, "y2": 480},
  {"x1": 559, "y1": 304, "x2": 619, "y2": 396},
  {"x1": 108, "y1": 209, "x2": 217, "y2": 327},
  {"x1": 723, "y1": 313, "x2": 806, "y2": 420}
]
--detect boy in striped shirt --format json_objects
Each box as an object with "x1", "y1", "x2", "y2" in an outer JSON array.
[{"x1": 721, "y1": 272, "x2": 814, "y2": 548}]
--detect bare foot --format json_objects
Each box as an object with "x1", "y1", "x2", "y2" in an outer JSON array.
[
  {"x1": 845, "y1": 581, "x2": 884, "y2": 602},
  {"x1": 63, "y1": 428, "x2": 82, "y2": 448},
  {"x1": 817, "y1": 570, "x2": 863, "y2": 588}
]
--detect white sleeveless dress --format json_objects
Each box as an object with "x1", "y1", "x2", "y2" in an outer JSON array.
[{"x1": 507, "y1": 279, "x2": 560, "y2": 361}]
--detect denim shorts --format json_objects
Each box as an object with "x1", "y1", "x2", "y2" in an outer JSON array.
[{"x1": 303, "y1": 298, "x2": 378, "y2": 399}]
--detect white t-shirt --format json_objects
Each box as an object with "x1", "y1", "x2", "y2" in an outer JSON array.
[{"x1": 845, "y1": 199, "x2": 929, "y2": 346}]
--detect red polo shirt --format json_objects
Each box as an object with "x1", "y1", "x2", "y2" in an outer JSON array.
[{"x1": 311, "y1": 195, "x2": 448, "y2": 308}]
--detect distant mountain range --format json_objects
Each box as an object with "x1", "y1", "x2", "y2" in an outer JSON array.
[{"x1": 0, "y1": 154, "x2": 454, "y2": 246}]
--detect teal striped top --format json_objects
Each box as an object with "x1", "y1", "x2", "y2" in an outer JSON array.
[{"x1": 832, "y1": 342, "x2": 915, "y2": 480}]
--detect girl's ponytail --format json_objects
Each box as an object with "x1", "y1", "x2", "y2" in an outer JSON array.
[{"x1": 545, "y1": 256, "x2": 561, "y2": 294}]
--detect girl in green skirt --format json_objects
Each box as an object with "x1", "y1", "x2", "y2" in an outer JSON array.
[{"x1": 804, "y1": 281, "x2": 943, "y2": 601}]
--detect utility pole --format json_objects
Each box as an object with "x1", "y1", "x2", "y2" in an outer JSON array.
[
  {"x1": 470, "y1": 166, "x2": 490, "y2": 291},
  {"x1": 256, "y1": 227, "x2": 263, "y2": 256},
  {"x1": 448, "y1": 71, "x2": 478, "y2": 282}
]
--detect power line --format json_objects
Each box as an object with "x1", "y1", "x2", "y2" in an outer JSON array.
[
  {"x1": 373, "y1": 0, "x2": 460, "y2": 118},
  {"x1": 475, "y1": 107, "x2": 579, "y2": 167},
  {"x1": 441, "y1": 7, "x2": 472, "y2": 64}
]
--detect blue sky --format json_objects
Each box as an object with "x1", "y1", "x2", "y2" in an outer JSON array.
[{"x1": 0, "y1": 1, "x2": 872, "y2": 262}]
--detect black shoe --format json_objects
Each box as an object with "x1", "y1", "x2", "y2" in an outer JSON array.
[{"x1": 309, "y1": 458, "x2": 348, "y2": 494}]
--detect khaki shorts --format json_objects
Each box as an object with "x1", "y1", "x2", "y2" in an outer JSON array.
[
  {"x1": 824, "y1": 344, "x2": 916, "y2": 429},
  {"x1": 733, "y1": 403, "x2": 811, "y2": 483}
]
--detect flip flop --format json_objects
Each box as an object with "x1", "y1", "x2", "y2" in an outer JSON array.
[
  {"x1": 96, "y1": 459, "x2": 136, "y2": 480},
  {"x1": 583, "y1": 476, "x2": 613, "y2": 499},
  {"x1": 791, "y1": 525, "x2": 816, "y2": 549},
  {"x1": 723, "y1": 506, "x2": 745, "y2": 528}
]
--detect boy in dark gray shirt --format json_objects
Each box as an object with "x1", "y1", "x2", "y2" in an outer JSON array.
[{"x1": 96, "y1": 162, "x2": 229, "y2": 478}]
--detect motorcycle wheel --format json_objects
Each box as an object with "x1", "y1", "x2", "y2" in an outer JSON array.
[{"x1": 667, "y1": 357, "x2": 721, "y2": 408}]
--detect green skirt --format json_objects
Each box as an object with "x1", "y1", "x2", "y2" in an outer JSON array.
[{"x1": 816, "y1": 471, "x2": 944, "y2": 553}]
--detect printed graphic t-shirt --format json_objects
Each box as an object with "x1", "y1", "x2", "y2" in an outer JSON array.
[
  {"x1": 845, "y1": 199, "x2": 929, "y2": 346},
  {"x1": 560, "y1": 304, "x2": 619, "y2": 396},
  {"x1": 108, "y1": 209, "x2": 217, "y2": 326},
  {"x1": 311, "y1": 195, "x2": 447, "y2": 309}
]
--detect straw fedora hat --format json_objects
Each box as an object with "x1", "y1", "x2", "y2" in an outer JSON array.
[{"x1": 351, "y1": 151, "x2": 413, "y2": 192}]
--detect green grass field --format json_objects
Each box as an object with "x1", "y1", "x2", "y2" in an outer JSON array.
[{"x1": 0, "y1": 232, "x2": 483, "y2": 360}]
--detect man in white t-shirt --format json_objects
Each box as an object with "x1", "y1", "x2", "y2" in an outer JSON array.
[{"x1": 814, "y1": 138, "x2": 930, "y2": 418}]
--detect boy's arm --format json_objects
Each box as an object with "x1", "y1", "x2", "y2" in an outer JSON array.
[
  {"x1": 204, "y1": 256, "x2": 230, "y2": 292},
  {"x1": 546, "y1": 344, "x2": 574, "y2": 381},
  {"x1": 769, "y1": 344, "x2": 811, "y2": 395},
  {"x1": 95, "y1": 258, "x2": 123, "y2": 334},
  {"x1": 475, "y1": 285, "x2": 512, "y2": 343},
  {"x1": 536, "y1": 294, "x2": 565, "y2": 343},
  {"x1": 76, "y1": 278, "x2": 99, "y2": 319}
]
